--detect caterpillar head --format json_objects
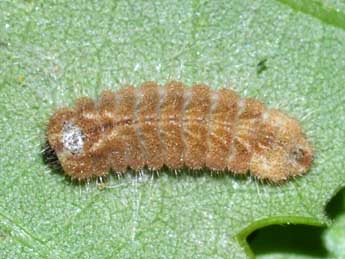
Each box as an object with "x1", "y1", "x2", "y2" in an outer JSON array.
[
  {"x1": 47, "y1": 100, "x2": 108, "y2": 180},
  {"x1": 250, "y1": 109, "x2": 313, "y2": 182}
]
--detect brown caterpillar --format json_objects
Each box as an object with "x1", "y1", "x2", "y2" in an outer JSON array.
[{"x1": 47, "y1": 81, "x2": 313, "y2": 182}]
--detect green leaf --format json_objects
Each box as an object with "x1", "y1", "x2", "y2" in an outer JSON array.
[
  {"x1": 250, "y1": 189, "x2": 345, "y2": 259},
  {"x1": 0, "y1": 0, "x2": 344, "y2": 258},
  {"x1": 324, "y1": 189, "x2": 345, "y2": 259}
]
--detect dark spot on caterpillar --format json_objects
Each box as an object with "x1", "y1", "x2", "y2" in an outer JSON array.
[
  {"x1": 289, "y1": 147, "x2": 313, "y2": 169},
  {"x1": 291, "y1": 148, "x2": 305, "y2": 162},
  {"x1": 46, "y1": 81, "x2": 314, "y2": 183}
]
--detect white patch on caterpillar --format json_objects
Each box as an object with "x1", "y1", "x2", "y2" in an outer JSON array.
[{"x1": 62, "y1": 122, "x2": 85, "y2": 154}]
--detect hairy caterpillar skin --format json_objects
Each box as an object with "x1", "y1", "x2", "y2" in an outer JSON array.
[{"x1": 47, "y1": 81, "x2": 313, "y2": 182}]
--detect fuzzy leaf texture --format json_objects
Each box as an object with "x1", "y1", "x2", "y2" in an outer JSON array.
[{"x1": 0, "y1": 0, "x2": 344, "y2": 258}]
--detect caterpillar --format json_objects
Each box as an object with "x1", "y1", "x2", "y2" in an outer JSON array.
[{"x1": 47, "y1": 81, "x2": 313, "y2": 182}]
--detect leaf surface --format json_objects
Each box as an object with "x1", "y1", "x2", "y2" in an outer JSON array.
[{"x1": 0, "y1": 0, "x2": 344, "y2": 258}]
